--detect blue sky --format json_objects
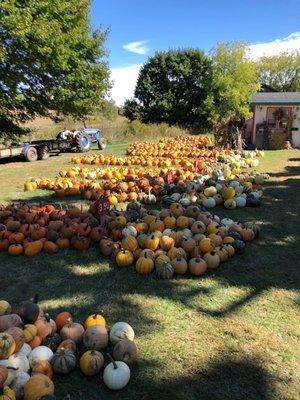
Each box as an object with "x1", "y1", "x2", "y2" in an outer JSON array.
[{"x1": 91, "y1": 0, "x2": 300, "y2": 104}]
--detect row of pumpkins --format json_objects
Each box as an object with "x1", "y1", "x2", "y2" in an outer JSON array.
[{"x1": 0, "y1": 297, "x2": 137, "y2": 399}]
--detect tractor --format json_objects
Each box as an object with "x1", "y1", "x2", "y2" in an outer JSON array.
[{"x1": 56, "y1": 127, "x2": 107, "y2": 152}]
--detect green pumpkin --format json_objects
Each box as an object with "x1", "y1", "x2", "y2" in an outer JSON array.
[
  {"x1": 43, "y1": 333, "x2": 62, "y2": 352},
  {"x1": 156, "y1": 262, "x2": 174, "y2": 279},
  {"x1": 51, "y1": 348, "x2": 76, "y2": 374},
  {"x1": 232, "y1": 239, "x2": 245, "y2": 254}
]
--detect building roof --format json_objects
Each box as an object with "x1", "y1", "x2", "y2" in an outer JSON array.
[{"x1": 250, "y1": 92, "x2": 300, "y2": 106}]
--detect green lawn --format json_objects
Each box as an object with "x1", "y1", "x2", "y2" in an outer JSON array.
[{"x1": 0, "y1": 148, "x2": 299, "y2": 400}]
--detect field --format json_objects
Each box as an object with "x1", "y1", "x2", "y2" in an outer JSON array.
[{"x1": 0, "y1": 145, "x2": 300, "y2": 400}]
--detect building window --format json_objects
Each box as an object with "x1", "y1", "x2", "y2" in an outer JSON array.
[{"x1": 266, "y1": 107, "x2": 291, "y2": 129}]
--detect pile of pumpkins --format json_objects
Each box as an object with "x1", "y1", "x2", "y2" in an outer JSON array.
[{"x1": 0, "y1": 297, "x2": 137, "y2": 399}]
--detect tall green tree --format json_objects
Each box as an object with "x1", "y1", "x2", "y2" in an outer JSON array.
[
  {"x1": 125, "y1": 49, "x2": 214, "y2": 127},
  {"x1": 0, "y1": 0, "x2": 110, "y2": 135},
  {"x1": 209, "y1": 42, "x2": 260, "y2": 147},
  {"x1": 257, "y1": 51, "x2": 300, "y2": 92}
]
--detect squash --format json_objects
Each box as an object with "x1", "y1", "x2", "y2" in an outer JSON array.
[
  {"x1": 60, "y1": 320, "x2": 84, "y2": 343},
  {"x1": 240, "y1": 227, "x2": 255, "y2": 242},
  {"x1": 224, "y1": 244, "x2": 235, "y2": 257},
  {"x1": 181, "y1": 237, "x2": 196, "y2": 253},
  {"x1": 5, "y1": 328, "x2": 24, "y2": 353},
  {"x1": 83, "y1": 325, "x2": 108, "y2": 350},
  {"x1": 50, "y1": 348, "x2": 76, "y2": 374},
  {"x1": 155, "y1": 262, "x2": 174, "y2": 280},
  {"x1": 188, "y1": 257, "x2": 207, "y2": 276},
  {"x1": 135, "y1": 254, "x2": 154, "y2": 275},
  {"x1": 22, "y1": 325, "x2": 37, "y2": 344},
  {"x1": 121, "y1": 236, "x2": 138, "y2": 252},
  {"x1": 103, "y1": 355, "x2": 130, "y2": 390},
  {"x1": 24, "y1": 373, "x2": 54, "y2": 400},
  {"x1": 34, "y1": 315, "x2": 56, "y2": 340},
  {"x1": 154, "y1": 254, "x2": 170, "y2": 268},
  {"x1": 145, "y1": 234, "x2": 160, "y2": 251},
  {"x1": 16, "y1": 296, "x2": 40, "y2": 324},
  {"x1": 54, "y1": 312, "x2": 72, "y2": 331},
  {"x1": 24, "y1": 240, "x2": 43, "y2": 257},
  {"x1": 159, "y1": 236, "x2": 174, "y2": 252},
  {"x1": 115, "y1": 250, "x2": 134, "y2": 267},
  {"x1": 109, "y1": 322, "x2": 134, "y2": 345},
  {"x1": 113, "y1": 339, "x2": 138, "y2": 365},
  {"x1": 57, "y1": 339, "x2": 76, "y2": 353},
  {"x1": 0, "y1": 385, "x2": 16, "y2": 400},
  {"x1": 28, "y1": 336, "x2": 42, "y2": 349},
  {"x1": 79, "y1": 350, "x2": 104, "y2": 376},
  {"x1": 84, "y1": 313, "x2": 106, "y2": 329},
  {"x1": 0, "y1": 315, "x2": 23, "y2": 333},
  {"x1": 203, "y1": 251, "x2": 220, "y2": 269},
  {"x1": 232, "y1": 239, "x2": 245, "y2": 254},
  {"x1": 171, "y1": 257, "x2": 188, "y2": 275},
  {"x1": 28, "y1": 346, "x2": 53, "y2": 368},
  {"x1": 8, "y1": 353, "x2": 29, "y2": 373},
  {"x1": 31, "y1": 360, "x2": 53, "y2": 379},
  {"x1": 0, "y1": 303, "x2": 11, "y2": 317},
  {"x1": 199, "y1": 238, "x2": 214, "y2": 253},
  {"x1": 18, "y1": 344, "x2": 31, "y2": 358},
  {"x1": 11, "y1": 371, "x2": 30, "y2": 399},
  {"x1": 0, "y1": 333, "x2": 15, "y2": 359}
]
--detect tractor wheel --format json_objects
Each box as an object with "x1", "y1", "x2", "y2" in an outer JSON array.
[
  {"x1": 37, "y1": 145, "x2": 50, "y2": 160},
  {"x1": 75, "y1": 133, "x2": 91, "y2": 152},
  {"x1": 25, "y1": 146, "x2": 38, "y2": 162},
  {"x1": 98, "y1": 137, "x2": 107, "y2": 150}
]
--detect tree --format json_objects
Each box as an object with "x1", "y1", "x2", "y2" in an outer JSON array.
[
  {"x1": 209, "y1": 42, "x2": 260, "y2": 147},
  {"x1": 123, "y1": 99, "x2": 141, "y2": 121},
  {"x1": 125, "y1": 49, "x2": 214, "y2": 127},
  {"x1": 0, "y1": 0, "x2": 110, "y2": 135},
  {"x1": 257, "y1": 51, "x2": 300, "y2": 92}
]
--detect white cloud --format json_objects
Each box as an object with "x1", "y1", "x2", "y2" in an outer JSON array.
[
  {"x1": 248, "y1": 32, "x2": 300, "y2": 60},
  {"x1": 110, "y1": 64, "x2": 142, "y2": 106},
  {"x1": 123, "y1": 40, "x2": 149, "y2": 55}
]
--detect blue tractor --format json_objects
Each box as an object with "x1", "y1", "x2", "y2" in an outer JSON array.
[{"x1": 56, "y1": 128, "x2": 107, "y2": 152}]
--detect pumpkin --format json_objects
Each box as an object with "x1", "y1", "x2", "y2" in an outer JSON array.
[
  {"x1": 50, "y1": 348, "x2": 76, "y2": 374},
  {"x1": 28, "y1": 336, "x2": 42, "y2": 349},
  {"x1": 203, "y1": 252, "x2": 220, "y2": 269},
  {"x1": 199, "y1": 238, "x2": 214, "y2": 253},
  {"x1": 24, "y1": 373, "x2": 54, "y2": 400},
  {"x1": 202, "y1": 197, "x2": 216, "y2": 209},
  {"x1": 167, "y1": 246, "x2": 186, "y2": 260},
  {"x1": 8, "y1": 244, "x2": 23, "y2": 256},
  {"x1": 155, "y1": 262, "x2": 174, "y2": 279},
  {"x1": 170, "y1": 203, "x2": 183, "y2": 218},
  {"x1": 0, "y1": 315, "x2": 23, "y2": 333},
  {"x1": 0, "y1": 333, "x2": 15, "y2": 359},
  {"x1": 83, "y1": 325, "x2": 108, "y2": 350},
  {"x1": 116, "y1": 249, "x2": 134, "y2": 267},
  {"x1": 191, "y1": 221, "x2": 206, "y2": 234},
  {"x1": 121, "y1": 236, "x2": 138, "y2": 252},
  {"x1": 28, "y1": 346, "x2": 53, "y2": 368},
  {"x1": 188, "y1": 257, "x2": 207, "y2": 276},
  {"x1": 222, "y1": 187, "x2": 235, "y2": 199},
  {"x1": 0, "y1": 303, "x2": 11, "y2": 317},
  {"x1": 16, "y1": 296, "x2": 40, "y2": 324},
  {"x1": 113, "y1": 339, "x2": 138, "y2": 365},
  {"x1": 23, "y1": 325, "x2": 37, "y2": 343},
  {"x1": 208, "y1": 233, "x2": 223, "y2": 247},
  {"x1": 240, "y1": 228, "x2": 255, "y2": 242},
  {"x1": 159, "y1": 236, "x2": 174, "y2": 251},
  {"x1": 43, "y1": 334, "x2": 61, "y2": 352},
  {"x1": 171, "y1": 257, "x2": 188, "y2": 275},
  {"x1": 32, "y1": 361, "x2": 53, "y2": 379},
  {"x1": 103, "y1": 355, "x2": 131, "y2": 390},
  {"x1": 140, "y1": 249, "x2": 155, "y2": 260},
  {"x1": 243, "y1": 222, "x2": 260, "y2": 238},
  {"x1": 145, "y1": 234, "x2": 160, "y2": 251},
  {"x1": 0, "y1": 385, "x2": 16, "y2": 400},
  {"x1": 0, "y1": 360, "x2": 18, "y2": 386},
  {"x1": 54, "y1": 312, "x2": 72, "y2": 331},
  {"x1": 5, "y1": 328, "x2": 24, "y2": 353},
  {"x1": 19, "y1": 343, "x2": 31, "y2": 358},
  {"x1": 135, "y1": 254, "x2": 154, "y2": 275},
  {"x1": 8, "y1": 353, "x2": 29, "y2": 373},
  {"x1": 232, "y1": 239, "x2": 245, "y2": 254},
  {"x1": 84, "y1": 313, "x2": 106, "y2": 329},
  {"x1": 79, "y1": 350, "x2": 104, "y2": 376},
  {"x1": 215, "y1": 246, "x2": 229, "y2": 262},
  {"x1": 60, "y1": 320, "x2": 84, "y2": 343},
  {"x1": 43, "y1": 241, "x2": 58, "y2": 254},
  {"x1": 109, "y1": 322, "x2": 135, "y2": 345},
  {"x1": 57, "y1": 339, "x2": 76, "y2": 353},
  {"x1": 155, "y1": 254, "x2": 170, "y2": 268},
  {"x1": 163, "y1": 216, "x2": 176, "y2": 229},
  {"x1": 170, "y1": 231, "x2": 183, "y2": 247},
  {"x1": 24, "y1": 241, "x2": 43, "y2": 257},
  {"x1": 224, "y1": 199, "x2": 236, "y2": 209},
  {"x1": 11, "y1": 371, "x2": 30, "y2": 399},
  {"x1": 176, "y1": 216, "x2": 189, "y2": 229},
  {"x1": 181, "y1": 237, "x2": 196, "y2": 253},
  {"x1": 224, "y1": 244, "x2": 235, "y2": 257},
  {"x1": 0, "y1": 366, "x2": 8, "y2": 386}
]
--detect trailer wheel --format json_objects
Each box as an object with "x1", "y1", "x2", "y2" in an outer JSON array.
[
  {"x1": 98, "y1": 138, "x2": 107, "y2": 150},
  {"x1": 25, "y1": 146, "x2": 38, "y2": 162},
  {"x1": 37, "y1": 145, "x2": 50, "y2": 160},
  {"x1": 75, "y1": 133, "x2": 91, "y2": 152}
]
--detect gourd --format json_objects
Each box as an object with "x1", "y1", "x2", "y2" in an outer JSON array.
[
  {"x1": 24, "y1": 373, "x2": 55, "y2": 400},
  {"x1": 135, "y1": 254, "x2": 154, "y2": 275},
  {"x1": 203, "y1": 252, "x2": 220, "y2": 269},
  {"x1": 8, "y1": 353, "x2": 29, "y2": 373},
  {"x1": 0, "y1": 315, "x2": 23, "y2": 333},
  {"x1": 115, "y1": 250, "x2": 134, "y2": 267},
  {"x1": 103, "y1": 355, "x2": 130, "y2": 390},
  {"x1": 11, "y1": 371, "x2": 30, "y2": 399},
  {"x1": 188, "y1": 258, "x2": 207, "y2": 276},
  {"x1": 50, "y1": 348, "x2": 76, "y2": 374},
  {"x1": 22, "y1": 325, "x2": 37, "y2": 343},
  {"x1": 28, "y1": 346, "x2": 53, "y2": 368},
  {"x1": 0, "y1": 385, "x2": 16, "y2": 400},
  {"x1": 155, "y1": 263, "x2": 174, "y2": 280},
  {"x1": 18, "y1": 344, "x2": 31, "y2": 358},
  {"x1": 57, "y1": 339, "x2": 76, "y2": 353},
  {"x1": 83, "y1": 325, "x2": 108, "y2": 351},
  {"x1": 0, "y1": 302, "x2": 11, "y2": 317},
  {"x1": 79, "y1": 350, "x2": 104, "y2": 376},
  {"x1": 171, "y1": 257, "x2": 188, "y2": 275},
  {"x1": 0, "y1": 333, "x2": 15, "y2": 359},
  {"x1": 31, "y1": 360, "x2": 53, "y2": 379},
  {"x1": 5, "y1": 328, "x2": 24, "y2": 353},
  {"x1": 16, "y1": 296, "x2": 40, "y2": 324},
  {"x1": 113, "y1": 339, "x2": 138, "y2": 365},
  {"x1": 54, "y1": 312, "x2": 72, "y2": 331},
  {"x1": 84, "y1": 313, "x2": 106, "y2": 329},
  {"x1": 60, "y1": 320, "x2": 84, "y2": 343},
  {"x1": 109, "y1": 322, "x2": 135, "y2": 345}
]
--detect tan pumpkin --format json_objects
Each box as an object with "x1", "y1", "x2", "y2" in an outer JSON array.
[
  {"x1": 224, "y1": 244, "x2": 235, "y2": 257},
  {"x1": 199, "y1": 238, "x2": 214, "y2": 253},
  {"x1": 24, "y1": 373, "x2": 54, "y2": 400},
  {"x1": 191, "y1": 221, "x2": 206, "y2": 234},
  {"x1": 113, "y1": 339, "x2": 138, "y2": 365},
  {"x1": 170, "y1": 203, "x2": 183, "y2": 217},
  {"x1": 0, "y1": 333, "x2": 16, "y2": 360},
  {"x1": 121, "y1": 236, "x2": 138, "y2": 252},
  {"x1": 159, "y1": 236, "x2": 174, "y2": 251},
  {"x1": 208, "y1": 233, "x2": 223, "y2": 247},
  {"x1": 34, "y1": 315, "x2": 56, "y2": 340},
  {"x1": 135, "y1": 254, "x2": 154, "y2": 275},
  {"x1": 170, "y1": 231, "x2": 183, "y2": 247},
  {"x1": 240, "y1": 228, "x2": 255, "y2": 242},
  {"x1": 60, "y1": 320, "x2": 84, "y2": 343},
  {"x1": 163, "y1": 216, "x2": 176, "y2": 229},
  {"x1": 176, "y1": 215, "x2": 189, "y2": 229},
  {"x1": 215, "y1": 246, "x2": 229, "y2": 262},
  {"x1": 80, "y1": 350, "x2": 104, "y2": 376},
  {"x1": 0, "y1": 385, "x2": 16, "y2": 400},
  {"x1": 83, "y1": 325, "x2": 108, "y2": 350},
  {"x1": 203, "y1": 251, "x2": 220, "y2": 269},
  {"x1": 140, "y1": 249, "x2": 155, "y2": 260},
  {"x1": 171, "y1": 257, "x2": 188, "y2": 275},
  {"x1": 0, "y1": 315, "x2": 23, "y2": 332},
  {"x1": 181, "y1": 237, "x2": 196, "y2": 253},
  {"x1": 188, "y1": 257, "x2": 207, "y2": 276},
  {"x1": 116, "y1": 249, "x2": 134, "y2": 267},
  {"x1": 167, "y1": 247, "x2": 186, "y2": 260}
]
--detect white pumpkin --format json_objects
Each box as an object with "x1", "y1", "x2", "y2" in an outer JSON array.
[
  {"x1": 202, "y1": 197, "x2": 216, "y2": 209},
  {"x1": 122, "y1": 226, "x2": 137, "y2": 237},
  {"x1": 221, "y1": 218, "x2": 234, "y2": 227},
  {"x1": 170, "y1": 193, "x2": 181, "y2": 202},
  {"x1": 18, "y1": 343, "x2": 32, "y2": 357},
  {"x1": 0, "y1": 359, "x2": 19, "y2": 385},
  {"x1": 11, "y1": 371, "x2": 30, "y2": 399},
  {"x1": 235, "y1": 196, "x2": 246, "y2": 207},
  {"x1": 103, "y1": 358, "x2": 131, "y2": 390},
  {"x1": 28, "y1": 346, "x2": 53, "y2": 368},
  {"x1": 9, "y1": 353, "x2": 30, "y2": 373},
  {"x1": 181, "y1": 228, "x2": 193, "y2": 239},
  {"x1": 162, "y1": 229, "x2": 172, "y2": 236},
  {"x1": 109, "y1": 322, "x2": 135, "y2": 345},
  {"x1": 179, "y1": 198, "x2": 191, "y2": 206}
]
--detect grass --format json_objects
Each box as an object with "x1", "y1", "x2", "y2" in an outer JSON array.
[{"x1": 0, "y1": 147, "x2": 300, "y2": 399}]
